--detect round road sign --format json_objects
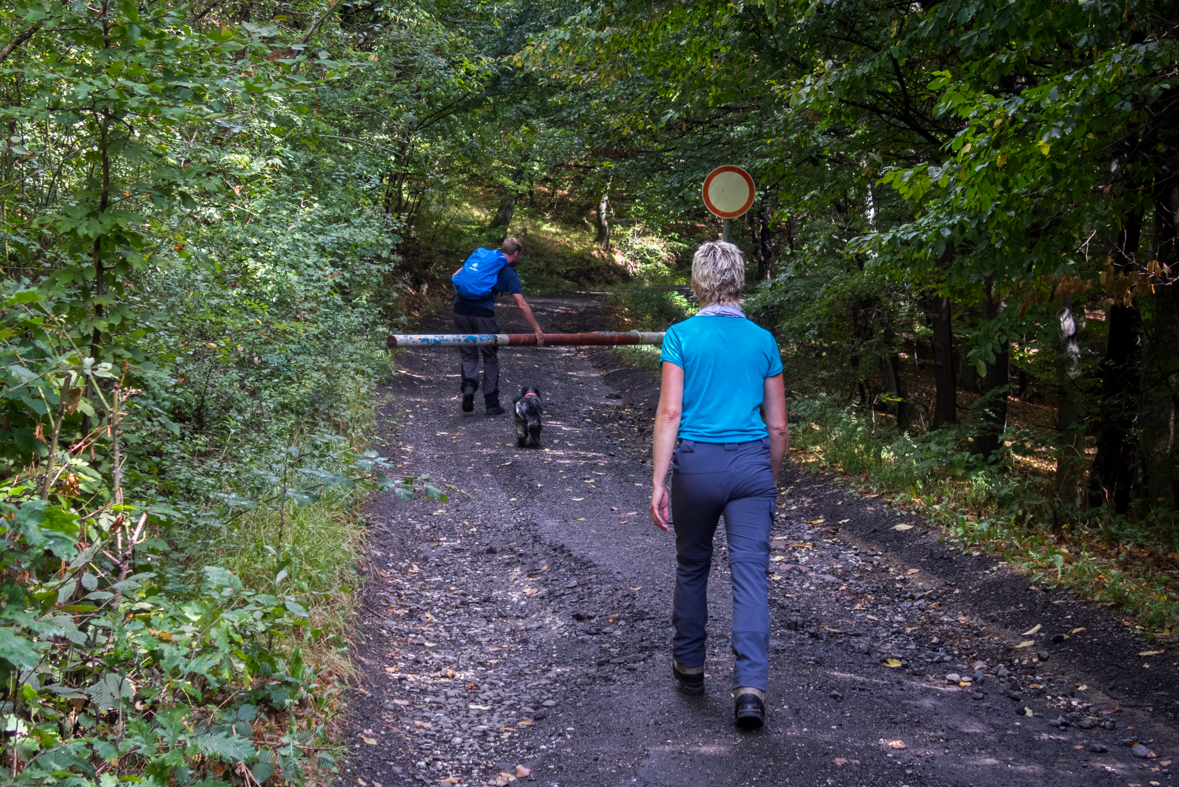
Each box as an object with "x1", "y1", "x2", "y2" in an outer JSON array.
[{"x1": 702, "y1": 165, "x2": 756, "y2": 219}]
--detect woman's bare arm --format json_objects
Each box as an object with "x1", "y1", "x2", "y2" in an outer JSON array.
[
  {"x1": 650, "y1": 362, "x2": 684, "y2": 531},
  {"x1": 762, "y1": 373, "x2": 789, "y2": 485}
]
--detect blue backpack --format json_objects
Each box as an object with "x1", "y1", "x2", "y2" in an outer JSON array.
[{"x1": 452, "y1": 248, "x2": 507, "y2": 301}]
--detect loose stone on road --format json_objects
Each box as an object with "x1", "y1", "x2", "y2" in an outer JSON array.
[{"x1": 338, "y1": 294, "x2": 1178, "y2": 787}]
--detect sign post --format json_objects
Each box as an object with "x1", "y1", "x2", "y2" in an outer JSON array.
[{"x1": 702, "y1": 165, "x2": 755, "y2": 242}]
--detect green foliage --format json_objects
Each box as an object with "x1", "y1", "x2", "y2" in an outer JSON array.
[{"x1": 608, "y1": 288, "x2": 696, "y2": 332}]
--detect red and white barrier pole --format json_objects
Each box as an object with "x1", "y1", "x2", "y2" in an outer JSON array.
[{"x1": 386, "y1": 331, "x2": 664, "y2": 349}]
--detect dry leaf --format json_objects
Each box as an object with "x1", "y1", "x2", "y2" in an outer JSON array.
[
  {"x1": 413, "y1": 720, "x2": 432, "y2": 729},
  {"x1": 1014, "y1": 640, "x2": 1035, "y2": 648},
  {"x1": 894, "y1": 524, "x2": 914, "y2": 531},
  {"x1": 572, "y1": 497, "x2": 584, "y2": 501},
  {"x1": 866, "y1": 615, "x2": 879, "y2": 621},
  {"x1": 1021, "y1": 624, "x2": 1041, "y2": 636},
  {"x1": 958, "y1": 616, "x2": 971, "y2": 623},
  {"x1": 1071, "y1": 627, "x2": 1087, "y2": 634},
  {"x1": 888, "y1": 740, "x2": 906, "y2": 750},
  {"x1": 838, "y1": 518, "x2": 850, "y2": 524},
  {"x1": 1138, "y1": 650, "x2": 1164, "y2": 656},
  {"x1": 1023, "y1": 707, "x2": 1034, "y2": 717},
  {"x1": 517, "y1": 720, "x2": 532, "y2": 726},
  {"x1": 516, "y1": 765, "x2": 531, "y2": 778},
  {"x1": 361, "y1": 736, "x2": 378, "y2": 745},
  {"x1": 524, "y1": 588, "x2": 538, "y2": 596},
  {"x1": 883, "y1": 658, "x2": 902, "y2": 668},
  {"x1": 770, "y1": 556, "x2": 786, "y2": 562},
  {"x1": 469, "y1": 704, "x2": 491, "y2": 710},
  {"x1": 392, "y1": 699, "x2": 410, "y2": 706}
]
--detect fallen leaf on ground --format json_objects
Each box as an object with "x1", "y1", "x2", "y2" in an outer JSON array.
[
  {"x1": 1014, "y1": 640, "x2": 1035, "y2": 648},
  {"x1": 524, "y1": 588, "x2": 538, "y2": 596},
  {"x1": 572, "y1": 497, "x2": 584, "y2": 501},
  {"x1": 393, "y1": 699, "x2": 410, "y2": 706},
  {"x1": 771, "y1": 556, "x2": 786, "y2": 562},
  {"x1": 413, "y1": 720, "x2": 432, "y2": 729},
  {"x1": 838, "y1": 518, "x2": 850, "y2": 524},
  {"x1": 866, "y1": 615, "x2": 879, "y2": 621},
  {"x1": 958, "y1": 616, "x2": 971, "y2": 623},
  {"x1": 1071, "y1": 627, "x2": 1086, "y2": 634},
  {"x1": 883, "y1": 658, "x2": 902, "y2": 668},
  {"x1": 516, "y1": 765, "x2": 531, "y2": 777},
  {"x1": 1138, "y1": 650, "x2": 1164, "y2": 656},
  {"x1": 1023, "y1": 707, "x2": 1034, "y2": 717},
  {"x1": 1022, "y1": 624, "x2": 1041, "y2": 636},
  {"x1": 361, "y1": 736, "x2": 378, "y2": 745},
  {"x1": 887, "y1": 740, "x2": 906, "y2": 750},
  {"x1": 894, "y1": 524, "x2": 914, "y2": 531}
]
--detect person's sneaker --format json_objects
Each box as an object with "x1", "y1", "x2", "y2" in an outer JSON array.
[
  {"x1": 734, "y1": 688, "x2": 765, "y2": 729},
  {"x1": 672, "y1": 661, "x2": 704, "y2": 695},
  {"x1": 461, "y1": 393, "x2": 474, "y2": 412},
  {"x1": 486, "y1": 404, "x2": 506, "y2": 415}
]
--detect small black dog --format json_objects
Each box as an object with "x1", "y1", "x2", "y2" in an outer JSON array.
[{"x1": 513, "y1": 386, "x2": 543, "y2": 448}]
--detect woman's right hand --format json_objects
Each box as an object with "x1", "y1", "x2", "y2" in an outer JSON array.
[{"x1": 650, "y1": 483, "x2": 670, "y2": 532}]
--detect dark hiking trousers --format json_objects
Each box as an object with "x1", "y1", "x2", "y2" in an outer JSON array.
[
  {"x1": 454, "y1": 313, "x2": 500, "y2": 406},
  {"x1": 671, "y1": 437, "x2": 776, "y2": 691}
]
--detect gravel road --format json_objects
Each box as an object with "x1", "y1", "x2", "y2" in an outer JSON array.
[{"x1": 338, "y1": 294, "x2": 1179, "y2": 787}]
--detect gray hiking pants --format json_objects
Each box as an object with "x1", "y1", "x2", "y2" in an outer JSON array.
[
  {"x1": 671, "y1": 437, "x2": 776, "y2": 691},
  {"x1": 454, "y1": 312, "x2": 500, "y2": 406}
]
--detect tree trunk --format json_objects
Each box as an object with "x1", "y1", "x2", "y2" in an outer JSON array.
[
  {"x1": 971, "y1": 279, "x2": 1009, "y2": 462},
  {"x1": 756, "y1": 199, "x2": 774, "y2": 281},
  {"x1": 882, "y1": 351, "x2": 914, "y2": 433},
  {"x1": 925, "y1": 294, "x2": 956, "y2": 428},
  {"x1": 490, "y1": 165, "x2": 525, "y2": 237},
  {"x1": 1090, "y1": 209, "x2": 1145, "y2": 513},
  {"x1": 1055, "y1": 294, "x2": 1084, "y2": 506},
  {"x1": 1140, "y1": 179, "x2": 1179, "y2": 510},
  {"x1": 595, "y1": 189, "x2": 609, "y2": 250}
]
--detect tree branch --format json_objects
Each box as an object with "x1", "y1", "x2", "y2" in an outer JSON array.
[
  {"x1": 0, "y1": 22, "x2": 42, "y2": 66},
  {"x1": 301, "y1": 0, "x2": 345, "y2": 45}
]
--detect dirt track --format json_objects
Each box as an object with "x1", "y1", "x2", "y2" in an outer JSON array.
[{"x1": 337, "y1": 294, "x2": 1178, "y2": 787}]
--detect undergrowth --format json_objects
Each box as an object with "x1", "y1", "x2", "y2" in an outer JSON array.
[{"x1": 790, "y1": 395, "x2": 1179, "y2": 636}]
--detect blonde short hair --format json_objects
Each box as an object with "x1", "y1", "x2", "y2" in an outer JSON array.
[{"x1": 691, "y1": 241, "x2": 745, "y2": 307}]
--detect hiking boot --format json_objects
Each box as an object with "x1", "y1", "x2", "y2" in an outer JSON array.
[
  {"x1": 734, "y1": 688, "x2": 765, "y2": 730},
  {"x1": 486, "y1": 404, "x2": 506, "y2": 416},
  {"x1": 672, "y1": 661, "x2": 704, "y2": 695},
  {"x1": 462, "y1": 393, "x2": 474, "y2": 412}
]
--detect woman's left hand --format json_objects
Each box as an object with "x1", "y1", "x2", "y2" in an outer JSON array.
[{"x1": 650, "y1": 484, "x2": 670, "y2": 532}]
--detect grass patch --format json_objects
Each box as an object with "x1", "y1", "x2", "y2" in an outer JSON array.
[
  {"x1": 610, "y1": 343, "x2": 663, "y2": 369},
  {"x1": 789, "y1": 395, "x2": 1179, "y2": 637}
]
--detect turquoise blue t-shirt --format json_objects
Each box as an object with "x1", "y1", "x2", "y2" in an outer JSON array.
[{"x1": 660, "y1": 315, "x2": 783, "y2": 443}]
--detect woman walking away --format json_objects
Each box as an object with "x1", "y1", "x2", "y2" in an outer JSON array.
[{"x1": 650, "y1": 240, "x2": 789, "y2": 730}]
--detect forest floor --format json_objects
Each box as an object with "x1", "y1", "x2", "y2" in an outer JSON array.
[{"x1": 335, "y1": 294, "x2": 1179, "y2": 787}]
